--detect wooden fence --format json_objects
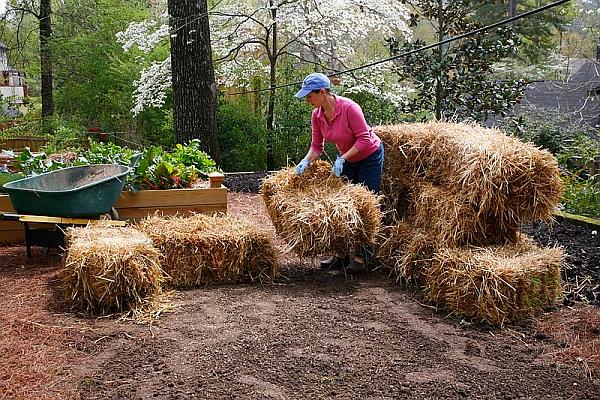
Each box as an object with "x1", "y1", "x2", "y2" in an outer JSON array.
[{"x1": 0, "y1": 136, "x2": 49, "y2": 152}]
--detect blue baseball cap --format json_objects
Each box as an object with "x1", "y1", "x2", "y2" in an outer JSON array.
[{"x1": 294, "y1": 73, "x2": 331, "y2": 98}]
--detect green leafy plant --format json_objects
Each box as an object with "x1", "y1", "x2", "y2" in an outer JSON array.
[
  {"x1": 554, "y1": 134, "x2": 600, "y2": 218},
  {"x1": 14, "y1": 140, "x2": 218, "y2": 191},
  {"x1": 15, "y1": 148, "x2": 73, "y2": 175},
  {"x1": 163, "y1": 139, "x2": 216, "y2": 176},
  {"x1": 0, "y1": 171, "x2": 26, "y2": 193},
  {"x1": 79, "y1": 141, "x2": 137, "y2": 166}
]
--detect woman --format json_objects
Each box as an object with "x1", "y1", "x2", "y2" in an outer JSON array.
[{"x1": 294, "y1": 72, "x2": 384, "y2": 273}]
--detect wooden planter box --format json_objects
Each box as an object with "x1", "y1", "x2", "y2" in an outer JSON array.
[
  {"x1": 0, "y1": 172, "x2": 227, "y2": 244},
  {"x1": 114, "y1": 173, "x2": 227, "y2": 220},
  {"x1": 0, "y1": 194, "x2": 22, "y2": 243}
]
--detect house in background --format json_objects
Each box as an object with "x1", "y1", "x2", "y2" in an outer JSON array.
[
  {"x1": 518, "y1": 56, "x2": 600, "y2": 131},
  {"x1": 0, "y1": 42, "x2": 28, "y2": 116}
]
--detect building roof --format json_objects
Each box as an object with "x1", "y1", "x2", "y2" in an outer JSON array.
[{"x1": 518, "y1": 59, "x2": 600, "y2": 130}]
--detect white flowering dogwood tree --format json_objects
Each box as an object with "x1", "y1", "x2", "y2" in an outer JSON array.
[{"x1": 118, "y1": 0, "x2": 413, "y2": 168}]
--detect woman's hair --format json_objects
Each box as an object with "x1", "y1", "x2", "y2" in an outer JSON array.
[{"x1": 311, "y1": 88, "x2": 331, "y2": 94}]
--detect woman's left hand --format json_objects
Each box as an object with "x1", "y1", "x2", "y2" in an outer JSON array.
[{"x1": 332, "y1": 156, "x2": 345, "y2": 177}]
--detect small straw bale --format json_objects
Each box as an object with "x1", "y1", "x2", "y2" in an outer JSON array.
[
  {"x1": 260, "y1": 160, "x2": 382, "y2": 258},
  {"x1": 136, "y1": 213, "x2": 278, "y2": 287},
  {"x1": 61, "y1": 225, "x2": 164, "y2": 316},
  {"x1": 377, "y1": 222, "x2": 435, "y2": 284},
  {"x1": 261, "y1": 161, "x2": 342, "y2": 234},
  {"x1": 376, "y1": 122, "x2": 563, "y2": 227},
  {"x1": 425, "y1": 235, "x2": 564, "y2": 326}
]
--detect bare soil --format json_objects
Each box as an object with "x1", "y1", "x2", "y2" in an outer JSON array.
[{"x1": 1, "y1": 192, "x2": 599, "y2": 399}]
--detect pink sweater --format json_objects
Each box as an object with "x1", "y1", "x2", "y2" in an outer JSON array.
[{"x1": 310, "y1": 95, "x2": 381, "y2": 163}]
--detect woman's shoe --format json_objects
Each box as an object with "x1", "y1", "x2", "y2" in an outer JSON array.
[
  {"x1": 320, "y1": 256, "x2": 347, "y2": 271},
  {"x1": 346, "y1": 257, "x2": 368, "y2": 273}
]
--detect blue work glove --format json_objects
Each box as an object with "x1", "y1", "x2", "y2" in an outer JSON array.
[
  {"x1": 332, "y1": 156, "x2": 345, "y2": 177},
  {"x1": 295, "y1": 158, "x2": 310, "y2": 175}
]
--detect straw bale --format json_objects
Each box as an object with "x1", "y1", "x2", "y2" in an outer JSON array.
[
  {"x1": 425, "y1": 235, "x2": 564, "y2": 326},
  {"x1": 260, "y1": 160, "x2": 382, "y2": 258},
  {"x1": 136, "y1": 213, "x2": 278, "y2": 287},
  {"x1": 61, "y1": 225, "x2": 164, "y2": 315},
  {"x1": 410, "y1": 182, "x2": 518, "y2": 246},
  {"x1": 381, "y1": 174, "x2": 411, "y2": 225},
  {"x1": 376, "y1": 122, "x2": 563, "y2": 227},
  {"x1": 261, "y1": 159, "x2": 343, "y2": 201},
  {"x1": 376, "y1": 222, "x2": 435, "y2": 284}
]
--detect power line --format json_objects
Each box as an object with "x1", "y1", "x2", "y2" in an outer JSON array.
[{"x1": 225, "y1": 0, "x2": 571, "y2": 96}]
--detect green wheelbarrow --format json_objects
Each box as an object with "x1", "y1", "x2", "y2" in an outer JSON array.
[{"x1": 2, "y1": 164, "x2": 131, "y2": 218}]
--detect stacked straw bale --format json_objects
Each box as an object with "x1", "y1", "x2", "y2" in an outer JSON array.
[
  {"x1": 136, "y1": 213, "x2": 277, "y2": 287},
  {"x1": 409, "y1": 182, "x2": 518, "y2": 247},
  {"x1": 426, "y1": 234, "x2": 563, "y2": 325},
  {"x1": 377, "y1": 122, "x2": 563, "y2": 229},
  {"x1": 61, "y1": 225, "x2": 164, "y2": 315},
  {"x1": 261, "y1": 160, "x2": 382, "y2": 259},
  {"x1": 374, "y1": 122, "x2": 564, "y2": 324},
  {"x1": 376, "y1": 122, "x2": 563, "y2": 277},
  {"x1": 377, "y1": 222, "x2": 434, "y2": 283}
]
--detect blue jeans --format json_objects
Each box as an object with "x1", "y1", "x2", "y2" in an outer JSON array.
[
  {"x1": 340, "y1": 143, "x2": 384, "y2": 263},
  {"x1": 341, "y1": 143, "x2": 384, "y2": 193}
]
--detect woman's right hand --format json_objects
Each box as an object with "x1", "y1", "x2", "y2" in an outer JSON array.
[{"x1": 295, "y1": 159, "x2": 310, "y2": 175}]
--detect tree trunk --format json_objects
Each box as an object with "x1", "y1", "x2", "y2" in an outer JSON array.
[
  {"x1": 507, "y1": 0, "x2": 517, "y2": 18},
  {"x1": 435, "y1": 0, "x2": 444, "y2": 121},
  {"x1": 168, "y1": 0, "x2": 220, "y2": 162},
  {"x1": 39, "y1": 0, "x2": 54, "y2": 131},
  {"x1": 265, "y1": 1, "x2": 277, "y2": 171}
]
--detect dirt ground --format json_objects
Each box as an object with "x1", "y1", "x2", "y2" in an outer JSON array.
[{"x1": 1, "y1": 192, "x2": 600, "y2": 400}]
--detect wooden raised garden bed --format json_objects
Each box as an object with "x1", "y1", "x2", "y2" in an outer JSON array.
[
  {"x1": 0, "y1": 172, "x2": 227, "y2": 244},
  {"x1": 0, "y1": 194, "x2": 22, "y2": 243}
]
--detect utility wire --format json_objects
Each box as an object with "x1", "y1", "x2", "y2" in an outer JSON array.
[{"x1": 226, "y1": 0, "x2": 571, "y2": 96}]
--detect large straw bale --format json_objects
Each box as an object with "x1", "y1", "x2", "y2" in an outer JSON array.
[
  {"x1": 425, "y1": 235, "x2": 564, "y2": 326},
  {"x1": 136, "y1": 213, "x2": 277, "y2": 287},
  {"x1": 410, "y1": 182, "x2": 518, "y2": 246},
  {"x1": 61, "y1": 225, "x2": 164, "y2": 315},
  {"x1": 381, "y1": 174, "x2": 411, "y2": 225},
  {"x1": 377, "y1": 122, "x2": 563, "y2": 227},
  {"x1": 260, "y1": 160, "x2": 382, "y2": 258}
]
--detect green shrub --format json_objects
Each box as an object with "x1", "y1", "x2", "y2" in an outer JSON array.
[
  {"x1": 557, "y1": 135, "x2": 600, "y2": 177},
  {"x1": 556, "y1": 135, "x2": 600, "y2": 218},
  {"x1": 217, "y1": 99, "x2": 268, "y2": 171},
  {"x1": 270, "y1": 63, "x2": 318, "y2": 168},
  {"x1": 42, "y1": 124, "x2": 88, "y2": 155},
  {"x1": 561, "y1": 174, "x2": 600, "y2": 218},
  {"x1": 500, "y1": 106, "x2": 590, "y2": 154},
  {"x1": 137, "y1": 108, "x2": 175, "y2": 149},
  {"x1": 341, "y1": 90, "x2": 405, "y2": 126}
]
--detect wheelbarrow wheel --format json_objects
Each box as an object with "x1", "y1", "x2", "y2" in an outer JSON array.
[{"x1": 109, "y1": 207, "x2": 120, "y2": 220}]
